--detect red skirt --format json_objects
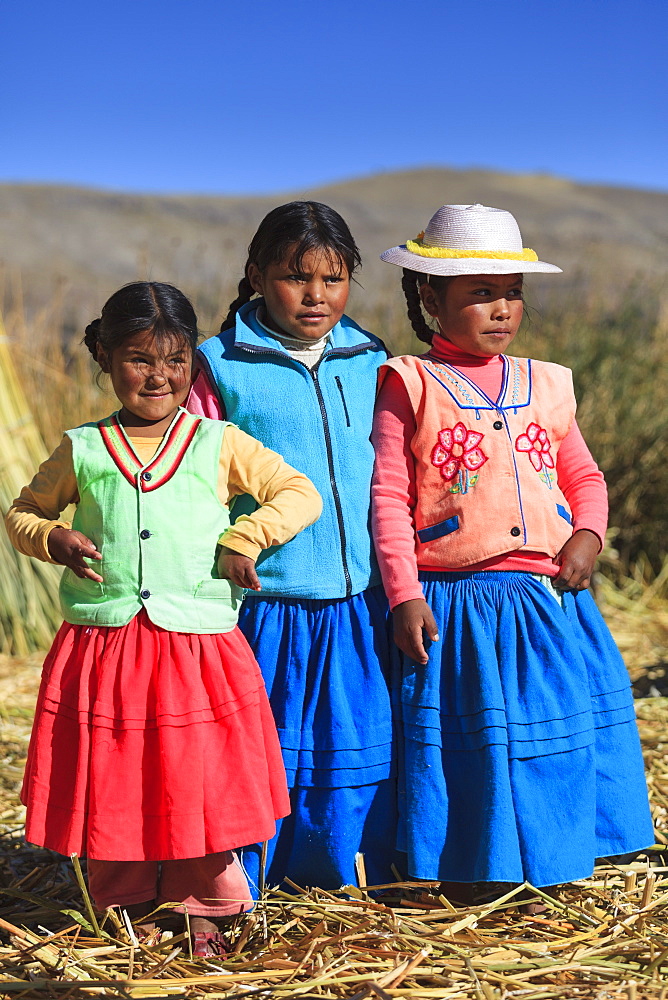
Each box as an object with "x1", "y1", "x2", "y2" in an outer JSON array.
[{"x1": 22, "y1": 611, "x2": 290, "y2": 861}]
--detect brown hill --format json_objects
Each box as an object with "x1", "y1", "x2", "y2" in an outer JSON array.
[{"x1": 0, "y1": 167, "x2": 666, "y2": 333}]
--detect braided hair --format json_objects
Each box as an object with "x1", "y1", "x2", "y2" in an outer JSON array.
[
  {"x1": 220, "y1": 201, "x2": 361, "y2": 332},
  {"x1": 401, "y1": 269, "x2": 453, "y2": 345},
  {"x1": 84, "y1": 282, "x2": 199, "y2": 364},
  {"x1": 220, "y1": 275, "x2": 255, "y2": 333}
]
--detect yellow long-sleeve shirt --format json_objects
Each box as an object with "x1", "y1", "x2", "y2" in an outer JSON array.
[{"x1": 6, "y1": 423, "x2": 322, "y2": 565}]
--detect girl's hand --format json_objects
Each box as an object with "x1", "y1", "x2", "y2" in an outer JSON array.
[
  {"x1": 552, "y1": 529, "x2": 600, "y2": 591},
  {"x1": 218, "y1": 547, "x2": 262, "y2": 591},
  {"x1": 393, "y1": 598, "x2": 440, "y2": 665},
  {"x1": 47, "y1": 526, "x2": 103, "y2": 582}
]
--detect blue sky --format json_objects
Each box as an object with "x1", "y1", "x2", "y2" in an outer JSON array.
[{"x1": 2, "y1": 0, "x2": 666, "y2": 194}]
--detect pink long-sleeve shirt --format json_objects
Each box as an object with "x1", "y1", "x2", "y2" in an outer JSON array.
[
  {"x1": 188, "y1": 368, "x2": 224, "y2": 419},
  {"x1": 371, "y1": 335, "x2": 608, "y2": 609}
]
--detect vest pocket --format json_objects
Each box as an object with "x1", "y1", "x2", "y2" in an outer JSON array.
[
  {"x1": 334, "y1": 376, "x2": 351, "y2": 427},
  {"x1": 417, "y1": 515, "x2": 460, "y2": 543},
  {"x1": 556, "y1": 504, "x2": 573, "y2": 525},
  {"x1": 194, "y1": 579, "x2": 244, "y2": 602},
  {"x1": 60, "y1": 567, "x2": 105, "y2": 598}
]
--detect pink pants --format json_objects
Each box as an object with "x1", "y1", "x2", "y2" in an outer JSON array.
[{"x1": 87, "y1": 852, "x2": 253, "y2": 917}]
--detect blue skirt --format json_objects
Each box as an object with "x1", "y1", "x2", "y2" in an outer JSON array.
[
  {"x1": 237, "y1": 585, "x2": 399, "y2": 892},
  {"x1": 400, "y1": 571, "x2": 654, "y2": 887}
]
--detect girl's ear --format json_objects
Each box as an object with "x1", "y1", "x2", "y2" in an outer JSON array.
[
  {"x1": 419, "y1": 281, "x2": 440, "y2": 319},
  {"x1": 247, "y1": 263, "x2": 264, "y2": 296},
  {"x1": 96, "y1": 346, "x2": 111, "y2": 373}
]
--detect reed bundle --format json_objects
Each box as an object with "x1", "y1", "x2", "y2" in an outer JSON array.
[{"x1": 0, "y1": 314, "x2": 63, "y2": 655}]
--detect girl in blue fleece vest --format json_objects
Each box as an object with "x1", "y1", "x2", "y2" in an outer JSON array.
[{"x1": 189, "y1": 201, "x2": 398, "y2": 892}]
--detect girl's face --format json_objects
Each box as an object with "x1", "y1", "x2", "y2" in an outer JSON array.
[
  {"x1": 98, "y1": 329, "x2": 192, "y2": 435},
  {"x1": 248, "y1": 246, "x2": 350, "y2": 342},
  {"x1": 420, "y1": 274, "x2": 524, "y2": 357}
]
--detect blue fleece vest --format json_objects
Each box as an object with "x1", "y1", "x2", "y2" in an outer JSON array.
[{"x1": 197, "y1": 300, "x2": 388, "y2": 600}]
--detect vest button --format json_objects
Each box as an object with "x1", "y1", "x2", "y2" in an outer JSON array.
[
  {"x1": 493, "y1": 420, "x2": 503, "y2": 430},
  {"x1": 142, "y1": 471, "x2": 152, "y2": 482},
  {"x1": 510, "y1": 526, "x2": 521, "y2": 537},
  {"x1": 140, "y1": 589, "x2": 151, "y2": 599},
  {"x1": 140, "y1": 529, "x2": 151, "y2": 540}
]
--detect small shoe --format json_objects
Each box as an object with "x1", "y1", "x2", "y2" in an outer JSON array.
[
  {"x1": 402, "y1": 893, "x2": 445, "y2": 909},
  {"x1": 192, "y1": 931, "x2": 229, "y2": 958},
  {"x1": 520, "y1": 900, "x2": 548, "y2": 916}
]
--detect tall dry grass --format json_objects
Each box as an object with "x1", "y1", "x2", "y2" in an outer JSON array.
[
  {"x1": 515, "y1": 289, "x2": 668, "y2": 580},
  {"x1": 0, "y1": 279, "x2": 666, "y2": 653}
]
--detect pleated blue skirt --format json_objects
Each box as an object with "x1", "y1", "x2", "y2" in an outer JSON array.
[
  {"x1": 237, "y1": 585, "x2": 399, "y2": 893},
  {"x1": 400, "y1": 571, "x2": 654, "y2": 887}
]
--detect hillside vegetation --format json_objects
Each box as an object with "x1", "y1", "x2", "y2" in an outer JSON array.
[{"x1": 1, "y1": 166, "x2": 667, "y2": 333}]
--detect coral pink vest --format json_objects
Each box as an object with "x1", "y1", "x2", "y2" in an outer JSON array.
[{"x1": 379, "y1": 355, "x2": 576, "y2": 568}]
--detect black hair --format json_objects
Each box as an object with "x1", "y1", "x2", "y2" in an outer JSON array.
[
  {"x1": 401, "y1": 269, "x2": 453, "y2": 345},
  {"x1": 83, "y1": 282, "x2": 199, "y2": 363},
  {"x1": 221, "y1": 201, "x2": 362, "y2": 332}
]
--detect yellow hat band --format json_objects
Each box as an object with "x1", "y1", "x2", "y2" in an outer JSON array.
[{"x1": 405, "y1": 235, "x2": 539, "y2": 262}]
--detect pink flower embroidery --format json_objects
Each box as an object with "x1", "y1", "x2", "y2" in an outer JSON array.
[
  {"x1": 515, "y1": 422, "x2": 555, "y2": 472},
  {"x1": 431, "y1": 422, "x2": 488, "y2": 481}
]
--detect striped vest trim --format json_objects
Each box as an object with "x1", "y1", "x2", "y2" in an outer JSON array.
[{"x1": 99, "y1": 411, "x2": 202, "y2": 491}]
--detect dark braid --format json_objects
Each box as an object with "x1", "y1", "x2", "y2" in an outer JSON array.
[
  {"x1": 220, "y1": 275, "x2": 255, "y2": 332},
  {"x1": 83, "y1": 318, "x2": 102, "y2": 360},
  {"x1": 401, "y1": 269, "x2": 434, "y2": 345}
]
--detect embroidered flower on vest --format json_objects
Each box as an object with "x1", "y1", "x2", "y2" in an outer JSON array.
[
  {"x1": 431, "y1": 422, "x2": 488, "y2": 487},
  {"x1": 516, "y1": 423, "x2": 555, "y2": 486}
]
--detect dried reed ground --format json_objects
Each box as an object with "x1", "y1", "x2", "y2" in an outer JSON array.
[{"x1": 0, "y1": 589, "x2": 667, "y2": 998}]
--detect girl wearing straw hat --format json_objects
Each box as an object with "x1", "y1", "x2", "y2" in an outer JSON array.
[{"x1": 372, "y1": 204, "x2": 653, "y2": 903}]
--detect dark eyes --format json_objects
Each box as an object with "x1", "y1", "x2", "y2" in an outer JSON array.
[
  {"x1": 128, "y1": 356, "x2": 185, "y2": 365},
  {"x1": 472, "y1": 287, "x2": 523, "y2": 298},
  {"x1": 286, "y1": 274, "x2": 343, "y2": 284}
]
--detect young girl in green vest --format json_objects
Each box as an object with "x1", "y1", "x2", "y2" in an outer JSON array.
[
  {"x1": 6, "y1": 281, "x2": 321, "y2": 953},
  {"x1": 372, "y1": 203, "x2": 653, "y2": 906}
]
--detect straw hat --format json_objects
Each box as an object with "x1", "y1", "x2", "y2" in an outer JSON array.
[{"x1": 380, "y1": 203, "x2": 562, "y2": 276}]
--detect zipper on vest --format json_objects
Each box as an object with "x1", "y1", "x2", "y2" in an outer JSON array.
[
  {"x1": 334, "y1": 376, "x2": 351, "y2": 427},
  {"x1": 234, "y1": 343, "x2": 354, "y2": 598},
  {"x1": 310, "y1": 361, "x2": 352, "y2": 597}
]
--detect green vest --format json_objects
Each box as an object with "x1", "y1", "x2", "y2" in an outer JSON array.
[{"x1": 60, "y1": 409, "x2": 243, "y2": 633}]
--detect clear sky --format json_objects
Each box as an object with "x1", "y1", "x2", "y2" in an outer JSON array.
[{"x1": 2, "y1": 0, "x2": 666, "y2": 194}]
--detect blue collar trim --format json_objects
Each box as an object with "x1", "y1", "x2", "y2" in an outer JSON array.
[
  {"x1": 421, "y1": 356, "x2": 532, "y2": 412},
  {"x1": 234, "y1": 299, "x2": 376, "y2": 356}
]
